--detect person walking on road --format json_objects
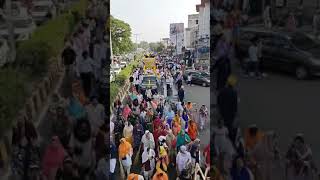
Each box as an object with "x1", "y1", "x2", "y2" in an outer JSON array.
[
  {"x1": 187, "y1": 73, "x2": 192, "y2": 86},
  {"x1": 110, "y1": 143, "x2": 117, "y2": 180},
  {"x1": 118, "y1": 138, "x2": 133, "y2": 179},
  {"x1": 313, "y1": 9, "x2": 320, "y2": 39},
  {"x1": 152, "y1": 168, "x2": 169, "y2": 180},
  {"x1": 176, "y1": 145, "x2": 192, "y2": 178},
  {"x1": 247, "y1": 37, "x2": 262, "y2": 79},
  {"x1": 61, "y1": 40, "x2": 76, "y2": 97},
  {"x1": 217, "y1": 75, "x2": 238, "y2": 141},
  {"x1": 142, "y1": 147, "x2": 156, "y2": 180},
  {"x1": 78, "y1": 51, "x2": 94, "y2": 97},
  {"x1": 263, "y1": 5, "x2": 272, "y2": 29},
  {"x1": 178, "y1": 86, "x2": 185, "y2": 103},
  {"x1": 199, "y1": 104, "x2": 208, "y2": 130}
]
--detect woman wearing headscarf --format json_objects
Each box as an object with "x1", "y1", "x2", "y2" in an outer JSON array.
[
  {"x1": 141, "y1": 130, "x2": 155, "y2": 150},
  {"x1": 176, "y1": 145, "x2": 192, "y2": 177},
  {"x1": 213, "y1": 119, "x2": 236, "y2": 158},
  {"x1": 285, "y1": 134, "x2": 315, "y2": 180},
  {"x1": 122, "y1": 104, "x2": 132, "y2": 121},
  {"x1": 199, "y1": 104, "x2": 208, "y2": 130},
  {"x1": 165, "y1": 127, "x2": 176, "y2": 166},
  {"x1": 181, "y1": 111, "x2": 189, "y2": 130},
  {"x1": 230, "y1": 156, "x2": 253, "y2": 180},
  {"x1": 133, "y1": 121, "x2": 144, "y2": 151},
  {"x1": 69, "y1": 119, "x2": 95, "y2": 180},
  {"x1": 176, "y1": 130, "x2": 191, "y2": 152},
  {"x1": 118, "y1": 138, "x2": 133, "y2": 178},
  {"x1": 172, "y1": 115, "x2": 182, "y2": 136},
  {"x1": 123, "y1": 121, "x2": 134, "y2": 145},
  {"x1": 156, "y1": 145, "x2": 169, "y2": 172},
  {"x1": 152, "y1": 168, "x2": 169, "y2": 180},
  {"x1": 187, "y1": 120, "x2": 198, "y2": 141},
  {"x1": 249, "y1": 131, "x2": 277, "y2": 180},
  {"x1": 189, "y1": 139, "x2": 201, "y2": 166},
  {"x1": 244, "y1": 125, "x2": 264, "y2": 152},
  {"x1": 142, "y1": 147, "x2": 156, "y2": 180},
  {"x1": 42, "y1": 136, "x2": 66, "y2": 180}
]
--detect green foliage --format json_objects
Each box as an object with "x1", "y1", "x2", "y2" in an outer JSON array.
[
  {"x1": 111, "y1": 16, "x2": 134, "y2": 55},
  {"x1": 110, "y1": 82, "x2": 119, "y2": 103},
  {"x1": 110, "y1": 54, "x2": 142, "y2": 103},
  {"x1": 137, "y1": 41, "x2": 149, "y2": 50},
  {"x1": 0, "y1": 0, "x2": 88, "y2": 135},
  {"x1": 114, "y1": 74, "x2": 127, "y2": 86},
  {"x1": 15, "y1": 41, "x2": 51, "y2": 76},
  {"x1": 0, "y1": 69, "x2": 28, "y2": 134},
  {"x1": 149, "y1": 42, "x2": 165, "y2": 53}
]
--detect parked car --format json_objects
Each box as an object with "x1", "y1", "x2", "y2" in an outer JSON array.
[
  {"x1": 183, "y1": 70, "x2": 210, "y2": 80},
  {"x1": 119, "y1": 61, "x2": 127, "y2": 69},
  {"x1": 111, "y1": 64, "x2": 121, "y2": 75},
  {"x1": 183, "y1": 70, "x2": 210, "y2": 87},
  {"x1": 31, "y1": 0, "x2": 57, "y2": 25},
  {"x1": 0, "y1": 16, "x2": 36, "y2": 41},
  {"x1": 238, "y1": 27, "x2": 320, "y2": 79},
  {"x1": 0, "y1": 39, "x2": 10, "y2": 67}
]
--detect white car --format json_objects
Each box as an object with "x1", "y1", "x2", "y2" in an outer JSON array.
[
  {"x1": 0, "y1": 16, "x2": 36, "y2": 41},
  {"x1": 111, "y1": 64, "x2": 121, "y2": 75},
  {"x1": 0, "y1": 39, "x2": 10, "y2": 67},
  {"x1": 31, "y1": 0, "x2": 57, "y2": 25},
  {"x1": 119, "y1": 61, "x2": 127, "y2": 69}
]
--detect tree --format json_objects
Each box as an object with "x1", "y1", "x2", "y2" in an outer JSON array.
[
  {"x1": 138, "y1": 41, "x2": 149, "y2": 50},
  {"x1": 149, "y1": 42, "x2": 165, "y2": 53},
  {"x1": 110, "y1": 16, "x2": 134, "y2": 55}
]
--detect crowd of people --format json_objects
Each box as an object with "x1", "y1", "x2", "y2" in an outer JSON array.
[
  {"x1": 110, "y1": 57, "x2": 210, "y2": 179},
  {"x1": 212, "y1": 2, "x2": 320, "y2": 180},
  {"x1": 9, "y1": 0, "x2": 110, "y2": 179}
]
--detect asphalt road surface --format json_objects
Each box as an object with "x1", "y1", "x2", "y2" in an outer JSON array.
[{"x1": 234, "y1": 65, "x2": 320, "y2": 166}]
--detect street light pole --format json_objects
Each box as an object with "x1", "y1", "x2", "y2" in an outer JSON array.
[{"x1": 5, "y1": 0, "x2": 15, "y2": 63}]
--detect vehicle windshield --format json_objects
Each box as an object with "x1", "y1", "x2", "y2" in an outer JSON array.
[
  {"x1": 290, "y1": 32, "x2": 318, "y2": 50},
  {"x1": 142, "y1": 76, "x2": 157, "y2": 84}
]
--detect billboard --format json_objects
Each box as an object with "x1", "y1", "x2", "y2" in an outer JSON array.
[{"x1": 170, "y1": 23, "x2": 184, "y2": 55}]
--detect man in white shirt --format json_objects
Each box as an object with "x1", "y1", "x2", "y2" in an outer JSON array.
[
  {"x1": 187, "y1": 73, "x2": 192, "y2": 86},
  {"x1": 85, "y1": 96, "x2": 105, "y2": 136},
  {"x1": 248, "y1": 37, "x2": 261, "y2": 79}
]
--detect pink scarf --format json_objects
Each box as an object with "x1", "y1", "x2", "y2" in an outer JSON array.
[{"x1": 42, "y1": 139, "x2": 65, "y2": 177}]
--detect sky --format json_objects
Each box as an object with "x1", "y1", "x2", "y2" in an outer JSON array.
[{"x1": 111, "y1": 0, "x2": 201, "y2": 43}]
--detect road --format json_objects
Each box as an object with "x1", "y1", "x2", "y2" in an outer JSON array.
[
  {"x1": 115, "y1": 82, "x2": 211, "y2": 179},
  {"x1": 233, "y1": 65, "x2": 320, "y2": 166}
]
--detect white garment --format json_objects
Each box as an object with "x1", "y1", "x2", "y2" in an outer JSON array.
[
  {"x1": 141, "y1": 148, "x2": 156, "y2": 171},
  {"x1": 187, "y1": 75, "x2": 192, "y2": 81},
  {"x1": 69, "y1": 136, "x2": 94, "y2": 168},
  {"x1": 176, "y1": 151, "x2": 192, "y2": 173},
  {"x1": 110, "y1": 121, "x2": 114, "y2": 135},
  {"x1": 213, "y1": 126, "x2": 236, "y2": 157},
  {"x1": 141, "y1": 133, "x2": 155, "y2": 150},
  {"x1": 86, "y1": 104, "x2": 105, "y2": 134},
  {"x1": 123, "y1": 125, "x2": 133, "y2": 139},
  {"x1": 110, "y1": 158, "x2": 116, "y2": 173}
]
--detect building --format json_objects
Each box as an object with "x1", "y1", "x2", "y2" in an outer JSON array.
[
  {"x1": 185, "y1": 14, "x2": 199, "y2": 49},
  {"x1": 169, "y1": 23, "x2": 184, "y2": 55},
  {"x1": 195, "y1": 0, "x2": 210, "y2": 64},
  {"x1": 161, "y1": 38, "x2": 170, "y2": 49}
]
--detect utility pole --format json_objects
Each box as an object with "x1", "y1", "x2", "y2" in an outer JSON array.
[
  {"x1": 133, "y1": 33, "x2": 140, "y2": 46},
  {"x1": 5, "y1": 0, "x2": 15, "y2": 63}
]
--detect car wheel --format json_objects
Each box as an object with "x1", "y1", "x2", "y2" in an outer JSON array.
[
  {"x1": 295, "y1": 66, "x2": 309, "y2": 80},
  {"x1": 202, "y1": 82, "x2": 206, "y2": 87}
]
